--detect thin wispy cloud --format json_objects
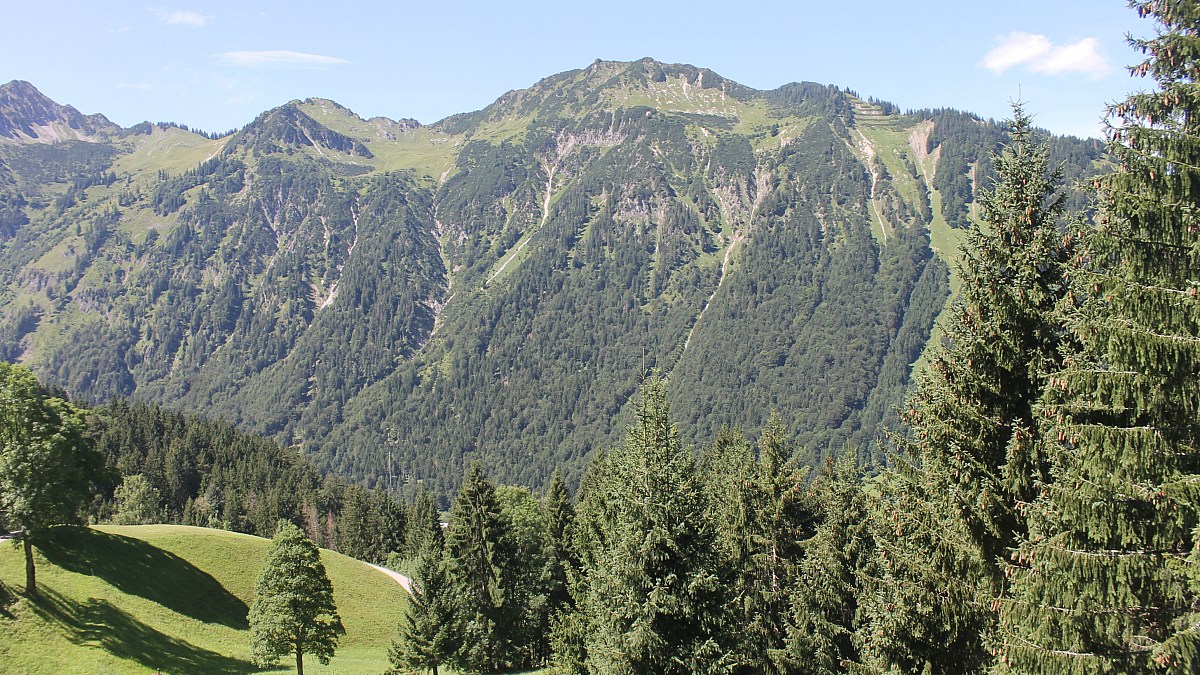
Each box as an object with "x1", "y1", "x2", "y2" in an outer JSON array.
[
  {"x1": 982, "y1": 32, "x2": 1110, "y2": 79},
  {"x1": 155, "y1": 9, "x2": 210, "y2": 28},
  {"x1": 214, "y1": 50, "x2": 351, "y2": 69}
]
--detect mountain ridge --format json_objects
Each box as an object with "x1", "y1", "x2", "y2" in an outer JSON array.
[
  {"x1": 0, "y1": 62, "x2": 1105, "y2": 495},
  {"x1": 0, "y1": 79, "x2": 119, "y2": 143}
]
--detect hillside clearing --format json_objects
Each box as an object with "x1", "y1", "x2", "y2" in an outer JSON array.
[{"x1": 0, "y1": 524, "x2": 409, "y2": 674}]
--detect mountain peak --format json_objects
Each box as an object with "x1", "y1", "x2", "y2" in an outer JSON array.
[
  {"x1": 0, "y1": 80, "x2": 117, "y2": 143},
  {"x1": 227, "y1": 102, "x2": 374, "y2": 158}
]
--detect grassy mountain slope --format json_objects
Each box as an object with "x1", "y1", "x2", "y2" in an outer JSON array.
[
  {"x1": 0, "y1": 525, "x2": 409, "y2": 674},
  {"x1": 0, "y1": 65, "x2": 1106, "y2": 495}
]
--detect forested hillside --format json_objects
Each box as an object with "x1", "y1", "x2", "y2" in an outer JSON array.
[{"x1": 0, "y1": 60, "x2": 1104, "y2": 495}]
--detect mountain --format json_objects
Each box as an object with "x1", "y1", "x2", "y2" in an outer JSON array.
[
  {"x1": 0, "y1": 64, "x2": 1105, "y2": 495},
  {"x1": 0, "y1": 80, "x2": 119, "y2": 143}
]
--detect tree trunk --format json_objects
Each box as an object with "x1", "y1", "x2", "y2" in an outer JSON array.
[
  {"x1": 23, "y1": 535, "x2": 36, "y2": 598},
  {"x1": 295, "y1": 642, "x2": 303, "y2": 675}
]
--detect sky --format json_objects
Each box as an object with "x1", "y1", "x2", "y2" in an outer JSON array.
[{"x1": 0, "y1": 1, "x2": 1153, "y2": 139}]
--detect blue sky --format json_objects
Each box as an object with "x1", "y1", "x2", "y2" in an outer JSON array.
[{"x1": 1, "y1": 1, "x2": 1150, "y2": 139}]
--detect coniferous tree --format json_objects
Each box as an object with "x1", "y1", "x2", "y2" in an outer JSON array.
[
  {"x1": 405, "y1": 485, "x2": 441, "y2": 559},
  {"x1": 861, "y1": 102, "x2": 1071, "y2": 672},
  {"x1": 785, "y1": 456, "x2": 874, "y2": 674},
  {"x1": 998, "y1": 4, "x2": 1200, "y2": 671},
  {"x1": 542, "y1": 469, "x2": 575, "y2": 619},
  {"x1": 389, "y1": 510, "x2": 455, "y2": 675},
  {"x1": 752, "y1": 416, "x2": 817, "y2": 671},
  {"x1": 249, "y1": 520, "x2": 344, "y2": 675},
  {"x1": 570, "y1": 379, "x2": 729, "y2": 673},
  {"x1": 700, "y1": 417, "x2": 815, "y2": 672},
  {"x1": 337, "y1": 486, "x2": 377, "y2": 562},
  {"x1": 700, "y1": 426, "x2": 759, "y2": 669},
  {"x1": 444, "y1": 462, "x2": 516, "y2": 673}
]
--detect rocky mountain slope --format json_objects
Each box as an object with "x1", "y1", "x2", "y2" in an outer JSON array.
[{"x1": 0, "y1": 61, "x2": 1105, "y2": 493}]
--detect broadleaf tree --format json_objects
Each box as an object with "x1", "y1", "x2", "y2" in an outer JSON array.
[
  {"x1": 249, "y1": 520, "x2": 344, "y2": 675},
  {"x1": 0, "y1": 362, "x2": 100, "y2": 597}
]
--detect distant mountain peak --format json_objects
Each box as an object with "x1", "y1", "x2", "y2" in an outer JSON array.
[
  {"x1": 0, "y1": 80, "x2": 117, "y2": 143},
  {"x1": 227, "y1": 101, "x2": 374, "y2": 158}
]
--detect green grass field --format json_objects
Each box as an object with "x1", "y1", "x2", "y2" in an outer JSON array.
[{"x1": 0, "y1": 524, "x2": 409, "y2": 674}]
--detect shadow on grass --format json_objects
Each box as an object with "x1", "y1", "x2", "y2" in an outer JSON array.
[
  {"x1": 38, "y1": 527, "x2": 248, "y2": 629},
  {"x1": 0, "y1": 578, "x2": 14, "y2": 618},
  {"x1": 30, "y1": 586, "x2": 258, "y2": 674}
]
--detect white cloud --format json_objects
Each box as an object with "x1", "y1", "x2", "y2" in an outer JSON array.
[
  {"x1": 155, "y1": 9, "x2": 210, "y2": 28},
  {"x1": 982, "y1": 32, "x2": 1110, "y2": 80},
  {"x1": 214, "y1": 50, "x2": 352, "y2": 69}
]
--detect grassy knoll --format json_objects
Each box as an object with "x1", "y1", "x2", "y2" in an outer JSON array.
[{"x1": 0, "y1": 524, "x2": 408, "y2": 674}]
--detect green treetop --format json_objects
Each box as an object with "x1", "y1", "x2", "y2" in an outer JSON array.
[
  {"x1": 998, "y1": 2, "x2": 1200, "y2": 672},
  {"x1": 249, "y1": 520, "x2": 344, "y2": 675}
]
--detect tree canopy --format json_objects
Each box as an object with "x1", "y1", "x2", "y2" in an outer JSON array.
[
  {"x1": 249, "y1": 520, "x2": 344, "y2": 675},
  {"x1": 0, "y1": 361, "x2": 101, "y2": 596}
]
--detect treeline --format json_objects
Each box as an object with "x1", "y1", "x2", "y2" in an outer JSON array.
[{"x1": 89, "y1": 398, "x2": 431, "y2": 564}]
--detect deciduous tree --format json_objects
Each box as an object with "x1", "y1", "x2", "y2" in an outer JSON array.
[
  {"x1": 0, "y1": 362, "x2": 100, "y2": 597},
  {"x1": 249, "y1": 520, "x2": 344, "y2": 675}
]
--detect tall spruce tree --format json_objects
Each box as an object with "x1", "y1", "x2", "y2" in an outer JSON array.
[
  {"x1": 388, "y1": 515, "x2": 455, "y2": 675},
  {"x1": 998, "y1": 3, "x2": 1200, "y2": 671},
  {"x1": 542, "y1": 469, "x2": 575, "y2": 621},
  {"x1": 860, "y1": 102, "x2": 1071, "y2": 672},
  {"x1": 700, "y1": 416, "x2": 815, "y2": 672},
  {"x1": 444, "y1": 461, "x2": 517, "y2": 673},
  {"x1": 569, "y1": 379, "x2": 729, "y2": 673}
]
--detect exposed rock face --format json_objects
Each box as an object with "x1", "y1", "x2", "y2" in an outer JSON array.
[{"x1": 0, "y1": 80, "x2": 117, "y2": 142}]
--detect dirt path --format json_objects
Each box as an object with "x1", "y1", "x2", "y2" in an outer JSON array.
[{"x1": 367, "y1": 562, "x2": 412, "y2": 594}]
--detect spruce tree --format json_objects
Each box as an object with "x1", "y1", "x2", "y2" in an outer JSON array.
[
  {"x1": 570, "y1": 379, "x2": 729, "y2": 673},
  {"x1": 785, "y1": 455, "x2": 874, "y2": 674},
  {"x1": 700, "y1": 417, "x2": 815, "y2": 672},
  {"x1": 542, "y1": 469, "x2": 575, "y2": 620},
  {"x1": 444, "y1": 461, "x2": 516, "y2": 673},
  {"x1": 388, "y1": 526, "x2": 455, "y2": 675},
  {"x1": 405, "y1": 485, "x2": 441, "y2": 559},
  {"x1": 861, "y1": 102, "x2": 1071, "y2": 672},
  {"x1": 998, "y1": 3, "x2": 1200, "y2": 671}
]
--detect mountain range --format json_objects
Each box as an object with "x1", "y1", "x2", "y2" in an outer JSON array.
[{"x1": 0, "y1": 59, "x2": 1105, "y2": 494}]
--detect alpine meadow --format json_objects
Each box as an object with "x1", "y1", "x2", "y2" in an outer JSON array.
[{"x1": 2, "y1": 1, "x2": 1199, "y2": 673}]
